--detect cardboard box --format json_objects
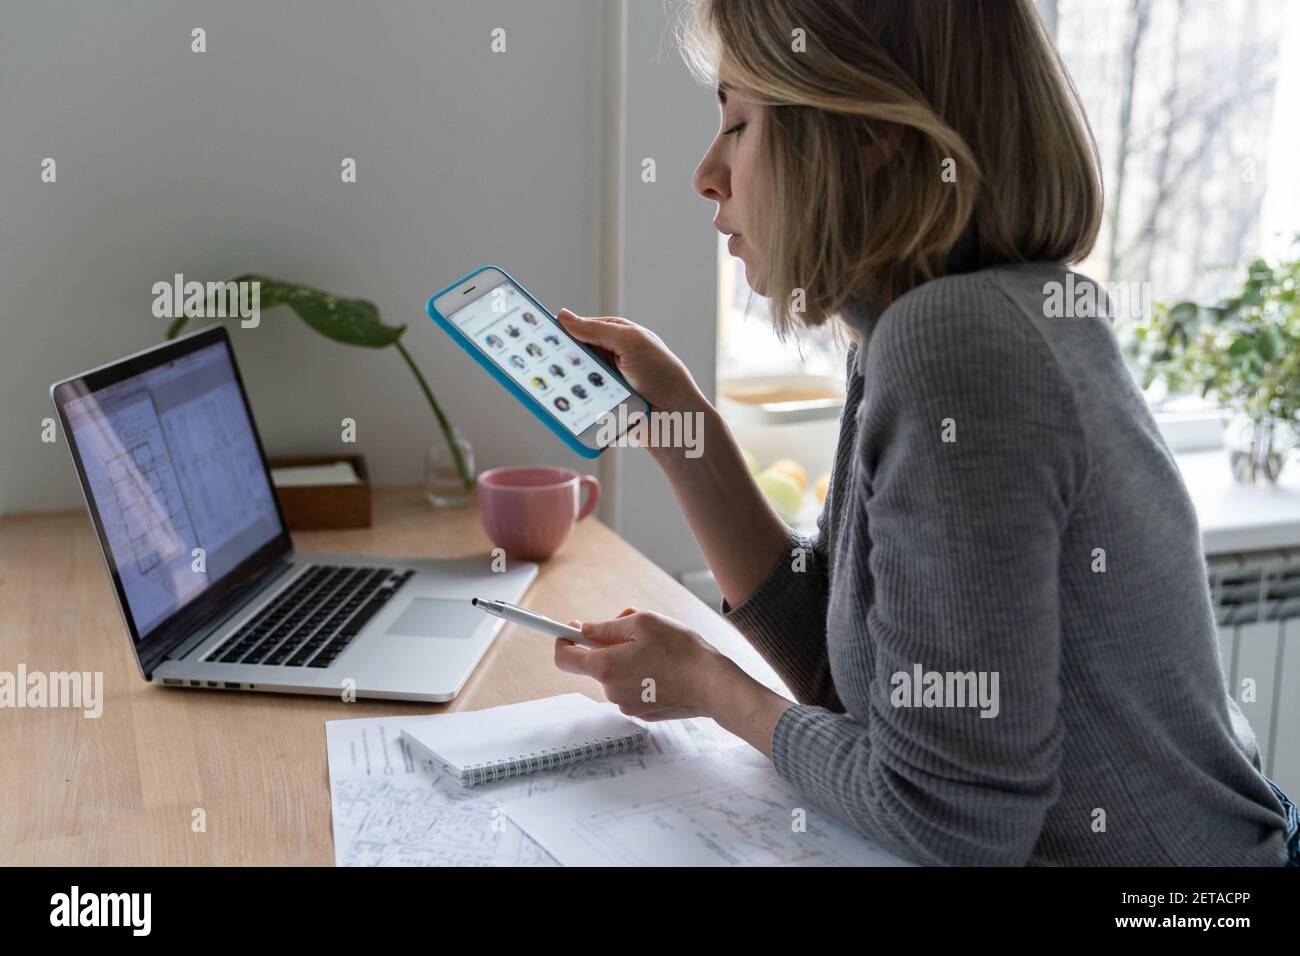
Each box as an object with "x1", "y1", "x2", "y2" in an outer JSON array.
[{"x1": 268, "y1": 454, "x2": 371, "y2": 530}]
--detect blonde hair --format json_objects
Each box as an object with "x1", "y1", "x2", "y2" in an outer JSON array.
[{"x1": 677, "y1": 0, "x2": 1104, "y2": 337}]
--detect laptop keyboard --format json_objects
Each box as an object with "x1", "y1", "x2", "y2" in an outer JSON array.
[{"x1": 209, "y1": 564, "x2": 415, "y2": 669}]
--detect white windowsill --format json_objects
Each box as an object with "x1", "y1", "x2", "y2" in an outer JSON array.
[
  {"x1": 1176, "y1": 449, "x2": 1300, "y2": 555},
  {"x1": 1154, "y1": 408, "x2": 1231, "y2": 454}
]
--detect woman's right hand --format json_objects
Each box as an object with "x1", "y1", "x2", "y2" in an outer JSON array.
[{"x1": 557, "y1": 309, "x2": 708, "y2": 415}]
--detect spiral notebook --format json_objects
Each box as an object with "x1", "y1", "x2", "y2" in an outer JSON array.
[{"x1": 399, "y1": 693, "x2": 649, "y2": 787}]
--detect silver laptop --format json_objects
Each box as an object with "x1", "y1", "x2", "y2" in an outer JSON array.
[{"x1": 50, "y1": 325, "x2": 537, "y2": 702}]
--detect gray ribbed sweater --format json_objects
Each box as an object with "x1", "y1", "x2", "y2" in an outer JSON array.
[{"x1": 721, "y1": 262, "x2": 1289, "y2": 866}]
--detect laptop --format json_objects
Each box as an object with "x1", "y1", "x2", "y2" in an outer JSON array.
[{"x1": 50, "y1": 325, "x2": 537, "y2": 702}]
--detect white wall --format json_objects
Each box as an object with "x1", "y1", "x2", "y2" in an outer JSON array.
[
  {"x1": 0, "y1": 0, "x2": 607, "y2": 512},
  {"x1": 0, "y1": 0, "x2": 724, "y2": 581}
]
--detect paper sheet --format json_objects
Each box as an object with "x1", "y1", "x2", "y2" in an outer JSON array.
[
  {"x1": 325, "y1": 710, "x2": 741, "y2": 866},
  {"x1": 271, "y1": 462, "x2": 360, "y2": 487},
  {"x1": 500, "y1": 747, "x2": 913, "y2": 867}
]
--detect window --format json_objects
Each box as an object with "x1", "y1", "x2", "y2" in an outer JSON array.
[
  {"x1": 716, "y1": 235, "x2": 842, "y2": 380},
  {"x1": 1051, "y1": 0, "x2": 1299, "y2": 415}
]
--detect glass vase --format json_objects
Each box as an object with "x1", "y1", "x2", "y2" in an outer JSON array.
[
  {"x1": 1225, "y1": 414, "x2": 1293, "y2": 485},
  {"x1": 424, "y1": 426, "x2": 476, "y2": 507}
]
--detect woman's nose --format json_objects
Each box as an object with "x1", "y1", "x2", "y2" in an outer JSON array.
[{"x1": 693, "y1": 143, "x2": 730, "y2": 202}]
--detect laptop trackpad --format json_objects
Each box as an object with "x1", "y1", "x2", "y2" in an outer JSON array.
[{"x1": 384, "y1": 597, "x2": 483, "y2": 639}]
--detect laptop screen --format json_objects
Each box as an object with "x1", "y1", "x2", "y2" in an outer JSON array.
[{"x1": 58, "y1": 333, "x2": 286, "y2": 648}]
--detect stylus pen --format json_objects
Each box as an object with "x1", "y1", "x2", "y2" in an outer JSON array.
[{"x1": 471, "y1": 597, "x2": 600, "y2": 649}]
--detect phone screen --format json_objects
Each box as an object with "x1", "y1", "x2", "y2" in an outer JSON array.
[{"x1": 446, "y1": 279, "x2": 632, "y2": 436}]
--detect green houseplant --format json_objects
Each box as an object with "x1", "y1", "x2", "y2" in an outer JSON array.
[
  {"x1": 1125, "y1": 245, "x2": 1300, "y2": 482},
  {"x1": 167, "y1": 275, "x2": 475, "y2": 498}
]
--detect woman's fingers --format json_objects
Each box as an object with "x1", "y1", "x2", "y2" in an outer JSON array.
[
  {"x1": 553, "y1": 632, "x2": 632, "y2": 674},
  {"x1": 558, "y1": 308, "x2": 634, "y2": 327},
  {"x1": 556, "y1": 308, "x2": 703, "y2": 416},
  {"x1": 553, "y1": 608, "x2": 718, "y2": 720},
  {"x1": 557, "y1": 309, "x2": 640, "y2": 353},
  {"x1": 554, "y1": 638, "x2": 593, "y2": 674},
  {"x1": 556, "y1": 311, "x2": 624, "y2": 369},
  {"x1": 581, "y1": 614, "x2": 640, "y2": 645}
]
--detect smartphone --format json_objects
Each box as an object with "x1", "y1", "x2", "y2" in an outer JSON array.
[{"x1": 427, "y1": 265, "x2": 650, "y2": 459}]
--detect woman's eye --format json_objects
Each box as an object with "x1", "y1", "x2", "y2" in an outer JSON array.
[{"x1": 724, "y1": 121, "x2": 747, "y2": 136}]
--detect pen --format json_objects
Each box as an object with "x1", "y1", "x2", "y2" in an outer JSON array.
[{"x1": 471, "y1": 597, "x2": 600, "y2": 648}]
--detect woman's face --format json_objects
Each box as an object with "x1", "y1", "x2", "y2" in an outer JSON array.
[{"x1": 693, "y1": 80, "x2": 768, "y2": 295}]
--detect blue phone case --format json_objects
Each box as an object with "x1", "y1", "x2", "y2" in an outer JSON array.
[{"x1": 425, "y1": 265, "x2": 650, "y2": 460}]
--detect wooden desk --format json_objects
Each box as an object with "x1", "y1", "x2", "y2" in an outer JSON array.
[{"x1": 0, "y1": 488, "x2": 782, "y2": 865}]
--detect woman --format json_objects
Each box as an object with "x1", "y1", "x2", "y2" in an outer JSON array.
[{"x1": 552, "y1": 0, "x2": 1297, "y2": 866}]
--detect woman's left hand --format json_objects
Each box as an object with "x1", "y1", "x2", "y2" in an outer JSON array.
[{"x1": 554, "y1": 608, "x2": 732, "y2": 721}]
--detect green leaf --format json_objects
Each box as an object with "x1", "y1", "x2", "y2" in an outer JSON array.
[
  {"x1": 154, "y1": 273, "x2": 470, "y2": 486},
  {"x1": 229, "y1": 274, "x2": 405, "y2": 348},
  {"x1": 1227, "y1": 336, "x2": 1255, "y2": 358},
  {"x1": 1257, "y1": 328, "x2": 1281, "y2": 362}
]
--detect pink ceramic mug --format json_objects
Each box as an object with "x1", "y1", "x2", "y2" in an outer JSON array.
[{"x1": 477, "y1": 466, "x2": 601, "y2": 561}]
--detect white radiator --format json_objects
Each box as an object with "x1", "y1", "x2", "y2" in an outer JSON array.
[{"x1": 1210, "y1": 550, "x2": 1300, "y2": 795}]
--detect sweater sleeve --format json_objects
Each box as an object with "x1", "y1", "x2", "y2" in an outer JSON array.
[
  {"x1": 769, "y1": 282, "x2": 1091, "y2": 866},
  {"x1": 719, "y1": 507, "x2": 843, "y2": 711},
  {"x1": 716, "y1": 349, "x2": 862, "y2": 711}
]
